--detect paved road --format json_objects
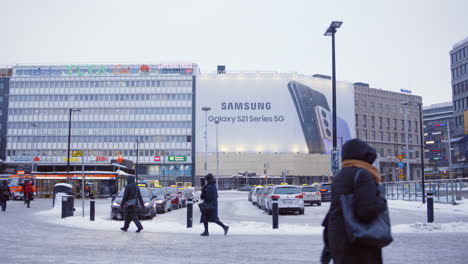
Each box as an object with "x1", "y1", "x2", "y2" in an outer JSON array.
[{"x1": 1, "y1": 192, "x2": 467, "y2": 264}]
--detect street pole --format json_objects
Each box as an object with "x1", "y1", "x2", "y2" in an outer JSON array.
[
  {"x1": 418, "y1": 103, "x2": 425, "y2": 204},
  {"x1": 202, "y1": 107, "x2": 211, "y2": 177},
  {"x1": 404, "y1": 106, "x2": 411, "y2": 180},
  {"x1": 81, "y1": 151, "x2": 85, "y2": 217},
  {"x1": 215, "y1": 120, "x2": 219, "y2": 190},
  {"x1": 135, "y1": 139, "x2": 139, "y2": 184},
  {"x1": 66, "y1": 109, "x2": 72, "y2": 183},
  {"x1": 446, "y1": 122, "x2": 456, "y2": 205},
  {"x1": 30, "y1": 123, "x2": 37, "y2": 172}
]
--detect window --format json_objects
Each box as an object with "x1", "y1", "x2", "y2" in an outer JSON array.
[
  {"x1": 387, "y1": 149, "x2": 392, "y2": 157},
  {"x1": 379, "y1": 132, "x2": 383, "y2": 141},
  {"x1": 371, "y1": 131, "x2": 376, "y2": 140},
  {"x1": 378, "y1": 104, "x2": 383, "y2": 112},
  {"x1": 363, "y1": 115, "x2": 367, "y2": 128},
  {"x1": 386, "y1": 118, "x2": 390, "y2": 130},
  {"x1": 401, "y1": 120, "x2": 405, "y2": 131},
  {"x1": 415, "y1": 121, "x2": 418, "y2": 132},
  {"x1": 401, "y1": 133, "x2": 405, "y2": 143},
  {"x1": 387, "y1": 132, "x2": 391, "y2": 142},
  {"x1": 371, "y1": 116, "x2": 375, "y2": 128},
  {"x1": 378, "y1": 117, "x2": 383, "y2": 129},
  {"x1": 370, "y1": 102, "x2": 375, "y2": 111},
  {"x1": 355, "y1": 114, "x2": 359, "y2": 127},
  {"x1": 408, "y1": 121, "x2": 412, "y2": 131},
  {"x1": 363, "y1": 130, "x2": 368, "y2": 140},
  {"x1": 361, "y1": 101, "x2": 367, "y2": 109}
]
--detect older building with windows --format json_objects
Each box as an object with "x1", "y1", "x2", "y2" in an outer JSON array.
[
  {"x1": 422, "y1": 102, "x2": 454, "y2": 179},
  {"x1": 354, "y1": 82, "x2": 423, "y2": 181},
  {"x1": 450, "y1": 37, "x2": 468, "y2": 177},
  {"x1": 5, "y1": 64, "x2": 197, "y2": 193}
]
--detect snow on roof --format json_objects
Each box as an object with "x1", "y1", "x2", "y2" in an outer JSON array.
[{"x1": 54, "y1": 183, "x2": 72, "y2": 188}]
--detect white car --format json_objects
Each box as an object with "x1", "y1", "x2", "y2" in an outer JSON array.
[
  {"x1": 265, "y1": 185, "x2": 304, "y2": 215},
  {"x1": 300, "y1": 186, "x2": 322, "y2": 206},
  {"x1": 251, "y1": 186, "x2": 264, "y2": 205}
]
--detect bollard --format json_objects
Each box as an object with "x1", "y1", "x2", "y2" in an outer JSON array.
[
  {"x1": 272, "y1": 197, "x2": 279, "y2": 229},
  {"x1": 187, "y1": 198, "x2": 193, "y2": 228},
  {"x1": 90, "y1": 200, "x2": 95, "y2": 221},
  {"x1": 427, "y1": 192, "x2": 434, "y2": 223}
]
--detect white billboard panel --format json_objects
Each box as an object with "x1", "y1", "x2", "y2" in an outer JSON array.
[{"x1": 196, "y1": 73, "x2": 355, "y2": 154}]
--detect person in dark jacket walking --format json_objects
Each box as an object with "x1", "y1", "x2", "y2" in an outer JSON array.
[
  {"x1": 322, "y1": 138, "x2": 387, "y2": 264},
  {"x1": 200, "y1": 173, "x2": 229, "y2": 236},
  {"x1": 1, "y1": 180, "x2": 12, "y2": 212},
  {"x1": 120, "y1": 176, "x2": 144, "y2": 232},
  {"x1": 23, "y1": 181, "x2": 34, "y2": 208}
]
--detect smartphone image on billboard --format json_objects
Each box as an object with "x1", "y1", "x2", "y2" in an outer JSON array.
[
  {"x1": 315, "y1": 105, "x2": 352, "y2": 154},
  {"x1": 288, "y1": 81, "x2": 330, "y2": 153}
]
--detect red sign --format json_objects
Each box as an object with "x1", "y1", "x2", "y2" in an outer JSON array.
[
  {"x1": 112, "y1": 64, "x2": 130, "y2": 75},
  {"x1": 140, "y1": 64, "x2": 150, "y2": 72},
  {"x1": 33, "y1": 157, "x2": 41, "y2": 161},
  {"x1": 154, "y1": 156, "x2": 161, "y2": 162},
  {"x1": 396, "y1": 155, "x2": 405, "y2": 161},
  {"x1": 96, "y1": 156, "x2": 107, "y2": 161}
]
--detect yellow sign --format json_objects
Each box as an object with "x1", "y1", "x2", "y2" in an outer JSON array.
[
  {"x1": 399, "y1": 174, "x2": 405, "y2": 180},
  {"x1": 71, "y1": 150, "x2": 83, "y2": 157},
  {"x1": 396, "y1": 155, "x2": 405, "y2": 161},
  {"x1": 184, "y1": 182, "x2": 192, "y2": 188},
  {"x1": 63, "y1": 158, "x2": 80, "y2": 162}
]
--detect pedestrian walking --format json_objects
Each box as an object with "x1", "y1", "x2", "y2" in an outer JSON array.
[
  {"x1": 322, "y1": 138, "x2": 389, "y2": 264},
  {"x1": 1, "y1": 180, "x2": 12, "y2": 212},
  {"x1": 120, "y1": 176, "x2": 144, "y2": 233},
  {"x1": 199, "y1": 173, "x2": 229, "y2": 236},
  {"x1": 23, "y1": 181, "x2": 34, "y2": 208},
  {"x1": 75, "y1": 183, "x2": 82, "y2": 198}
]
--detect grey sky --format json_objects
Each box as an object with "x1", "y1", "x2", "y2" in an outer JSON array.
[{"x1": 1, "y1": 0, "x2": 467, "y2": 106}]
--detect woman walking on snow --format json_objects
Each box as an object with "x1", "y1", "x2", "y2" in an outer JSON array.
[{"x1": 200, "y1": 173, "x2": 229, "y2": 236}]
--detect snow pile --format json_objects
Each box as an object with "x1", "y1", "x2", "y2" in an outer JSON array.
[
  {"x1": 393, "y1": 222, "x2": 468, "y2": 233},
  {"x1": 388, "y1": 199, "x2": 468, "y2": 216}
]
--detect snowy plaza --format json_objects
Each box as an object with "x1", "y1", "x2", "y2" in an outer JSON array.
[{"x1": 1, "y1": 191, "x2": 468, "y2": 264}]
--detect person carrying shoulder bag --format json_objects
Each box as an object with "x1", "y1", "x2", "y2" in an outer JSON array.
[
  {"x1": 199, "y1": 173, "x2": 229, "y2": 236},
  {"x1": 120, "y1": 176, "x2": 144, "y2": 233},
  {"x1": 322, "y1": 138, "x2": 391, "y2": 264}
]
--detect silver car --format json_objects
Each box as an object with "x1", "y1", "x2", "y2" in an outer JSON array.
[
  {"x1": 300, "y1": 186, "x2": 322, "y2": 206},
  {"x1": 265, "y1": 185, "x2": 304, "y2": 215},
  {"x1": 251, "y1": 186, "x2": 263, "y2": 205}
]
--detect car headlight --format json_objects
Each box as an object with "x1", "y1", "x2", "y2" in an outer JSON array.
[
  {"x1": 144, "y1": 202, "x2": 150, "y2": 207},
  {"x1": 156, "y1": 200, "x2": 164, "y2": 204},
  {"x1": 112, "y1": 201, "x2": 120, "y2": 207}
]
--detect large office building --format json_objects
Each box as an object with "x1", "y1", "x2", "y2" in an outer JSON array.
[
  {"x1": 450, "y1": 37, "x2": 468, "y2": 177},
  {"x1": 5, "y1": 64, "x2": 197, "y2": 195},
  {"x1": 354, "y1": 82, "x2": 423, "y2": 181},
  {"x1": 422, "y1": 102, "x2": 454, "y2": 178},
  {"x1": 0, "y1": 68, "x2": 12, "y2": 166}
]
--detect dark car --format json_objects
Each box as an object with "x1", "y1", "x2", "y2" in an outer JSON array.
[
  {"x1": 319, "y1": 183, "x2": 332, "y2": 202},
  {"x1": 163, "y1": 187, "x2": 182, "y2": 210},
  {"x1": 110, "y1": 187, "x2": 157, "y2": 220},
  {"x1": 150, "y1": 188, "x2": 172, "y2": 213}
]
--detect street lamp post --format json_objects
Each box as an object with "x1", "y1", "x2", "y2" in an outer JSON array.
[
  {"x1": 446, "y1": 122, "x2": 456, "y2": 205},
  {"x1": 202, "y1": 107, "x2": 211, "y2": 177},
  {"x1": 215, "y1": 120, "x2": 219, "y2": 189},
  {"x1": 324, "y1": 21, "x2": 343, "y2": 177},
  {"x1": 30, "y1": 123, "x2": 37, "y2": 172},
  {"x1": 66, "y1": 108, "x2": 81, "y2": 183},
  {"x1": 135, "y1": 138, "x2": 140, "y2": 184}
]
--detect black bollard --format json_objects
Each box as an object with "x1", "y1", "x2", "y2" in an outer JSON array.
[
  {"x1": 427, "y1": 192, "x2": 434, "y2": 223},
  {"x1": 90, "y1": 200, "x2": 95, "y2": 221},
  {"x1": 187, "y1": 198, "x2": 193, "y2": 228},
  {"x1": 272, "y1": 197, "x2": 279, "y2": 229}
]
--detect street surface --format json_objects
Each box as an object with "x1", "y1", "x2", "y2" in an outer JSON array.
[{"x1": 1, "y1": 191, "x2": 467, "y2": 263}]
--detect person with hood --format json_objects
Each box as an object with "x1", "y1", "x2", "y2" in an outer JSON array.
[
  {"x1": 321, "y1": 138, "x2": 387, "y2": 264},
  {"x1": 120, "y1": 176, "x2": 144, "y2": 232},
  {"x1": 1, "y1": 180, "x2": 12, "y2": 212},
  {"x1": 23, "y1": 180, "x2": 34, "y2": 208},
  {"x1": 200, "y1": 173, "x2": 229, "y2": 236}
]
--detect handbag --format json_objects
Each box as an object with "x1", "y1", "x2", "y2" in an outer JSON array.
[
  {"x1": 198, "y1": 201, "x2": 215, "y2": 214},
  {"x1": 340, "y1": 169, "x2": 393, "y2": 248},
  {"x1": 125, "y1": 198, "x2": 137, "y2": 208}
]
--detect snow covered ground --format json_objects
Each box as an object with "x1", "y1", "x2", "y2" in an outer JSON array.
[{"x1": 2, "y1": 191, "x2": 468, "y2": 263}]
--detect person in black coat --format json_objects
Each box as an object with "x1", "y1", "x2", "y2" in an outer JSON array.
[
  {"x1": 322, "y1": 138, "x2": 387, "y2": 264},
  {"x1": 1, "y1": 180, "x2": 12, "y2": 212},
  {"x1": 200, "y1": 173, "x2": 229, "y2": 236},
  {"x1": 120, "y1": 176, "x2": 144, "y2": 232}
]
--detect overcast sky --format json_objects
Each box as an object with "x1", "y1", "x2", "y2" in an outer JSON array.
[{"x1": 1, "y1": 0, "x2": 467, "y2": 106}]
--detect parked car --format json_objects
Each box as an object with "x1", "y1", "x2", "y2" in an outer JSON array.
[
  {"x1": 265, "y1": 185, "x2": 304, "y2": 215},
  {"x1": 300, "y1": 185, "x2": 321, "y2": 206},
  {"x1": 252, "y1": 186, "x2": 263, "y2": 205},
  {"x1": 110, "y1": 187, "x2": 157, "y2": 220},
  {"x1": 319, "y1": 183, "x2": 332, "y2": 202},
  {"x1": 163, "y1": 187, "x2": 183, "y2": 209},
  {"x1": 182, "y1": 188, "x2": 198, "y2": 203},
  {"x1": 261, "y1": 186, "x2": 274, "y2": 212},
  {"x1": 150, "y1": 187, "x2": 172, "y2": 213},
  {"x1": 257, "y1": 187, "x2": 268, "y2": 209},
  {"x1": 237, "y1": 185, "x2": 252, "y2": 191}
]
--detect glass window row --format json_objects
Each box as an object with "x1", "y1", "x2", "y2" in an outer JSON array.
[
  {"x1": 8, "y1": 149, "x2": 192, "y2": 158},
  {"x1": 9, "y1": 121, "x2": 192, "y2": 129},
  {"x1": 8, "y1": 135, "x2": 192, "y2": 143},
  {"x1": 9, "y1": 94, "x2": 192, "y2": 102},
  {"x1": 10, "y1": 80, "x2": 192, "y2": 89},
  {"x1": 9, "y1": 107, "x2": 192, "y2": 116}
]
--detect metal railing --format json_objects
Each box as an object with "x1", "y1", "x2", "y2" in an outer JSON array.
[{"x1": 382, "y1": 178, "x2": 468, "y2": 204}]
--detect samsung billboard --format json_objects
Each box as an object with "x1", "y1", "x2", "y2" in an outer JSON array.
[{"x1": 196, "y1": 73, "x2": 355, "y2": 154}]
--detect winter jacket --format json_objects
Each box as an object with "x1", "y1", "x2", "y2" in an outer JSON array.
[
  {"x1": 24, "y1": 182, "x2": 34, "y2": 198},
  {"x1": 323, "y1": 139, "x2": 387, "y2": 264},
  {"x1": 121, "y1": 176, "x2": 144, "y2": 208},
  {"x1": 200, "y1": 183, "x2": 219, "y2": 223},
  {"x1": 0, "y1": 181, "x2": 11, "y2": 202}
]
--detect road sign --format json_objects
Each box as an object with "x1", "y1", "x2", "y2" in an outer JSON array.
[
  {"x1": 397, "y1": 162, "x2": 404, "y2": 168},
  {"x1": 396, "y1": 155, "x2": 405, "y2": 161},
  {"x1": 399, "y1": 174, "x2": 405, "y2": 180},
  {"x1": 72, "y1": 150, "x2": 83, "y2": 157}
]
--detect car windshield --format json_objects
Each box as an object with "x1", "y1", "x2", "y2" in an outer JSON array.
[
  {"x1": 117, "y1": 187, "x2": 150, "y2": 197},
  {"x1": 151, "y1": 189, "x2": 165, "y2": 197},
  {"x1": 301, "y1": 187, "x2": 318, "y2": 192},
  {"x1": 164, "y1": 187, "x2": 177, "y2": 194},
  {"x1": 274, "y1": 186, "x2": 300, "y2": 194},
  {"x1": 255, "y1": 188, "x2": 263, "y2": 194}
]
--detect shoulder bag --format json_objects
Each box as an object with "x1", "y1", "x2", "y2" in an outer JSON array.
[
  {"x1": 340, "y1": 169, "x2": 393, "y2": 248},
  {"x1": 198, "y1": 200, "x2": 215, "y2": 214}
]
